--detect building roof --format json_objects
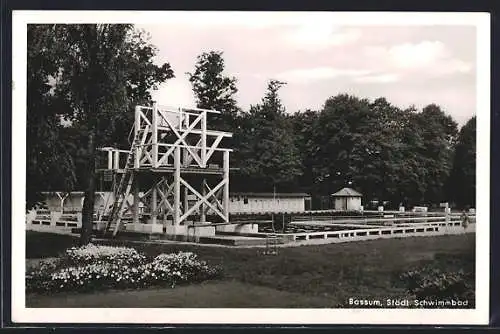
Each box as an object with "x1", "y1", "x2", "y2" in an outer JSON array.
[
  {"x1": 331, "y1": 187, "x2": 362, "y2": 197},
  {"x1": 41, "y1": 191, "x2": 109, "y2": 196},
  {"x1": 230, "y1": 192, "x2": 311, "y2": 198}
]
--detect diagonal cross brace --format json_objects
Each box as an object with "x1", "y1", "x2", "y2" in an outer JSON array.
[
  {"x1": 157, "y1": 110, "x2": 203, "y2": 166},
  {"x1": 140, "y1": 178, "x2": 167, "y2": 201},
  {"x1": 179, "y1": 177, "x2": 227, "y2": 222},
  {"x1": 137, "y1": 125, "x2": 151, "y2": 165},
  {"x1": 155, "y1": 182, "x2": 175, "y2": 216},
  {"x1": 139, "y1": 110, "x2": 152, "y2": 126},
  {"x1": 204, "y1": 182, "x2": 224, "y2": 213},
  {"x1": 205, "y1": 134, "x2": 225, "y2": 162}
]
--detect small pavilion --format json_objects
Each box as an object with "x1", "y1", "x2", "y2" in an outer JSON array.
[{"x1": 331, "y1": 187, "x2": 363, "y2": 211}]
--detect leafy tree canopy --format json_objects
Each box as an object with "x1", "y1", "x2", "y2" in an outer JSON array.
[
  {"x1": 187, "y1": 50, "x2": 239, "y2": 132},
  {"x1": 27, "y1": 24, "x2": 174, "y2": 243}
]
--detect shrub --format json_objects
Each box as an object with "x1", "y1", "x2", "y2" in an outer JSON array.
[
  {"x1": 400, "y1": 265, "x2": 474, "y2": 304},
  {"x1": 139, "y1": 252, "x2": 222, "y2": 288},
  {"x1": 65, "y1": 244, "x2": 147, "y2": 266},
  {"x1": 26, "y1": 258, "x2": 64, "y2": 292},
  {"x1": 47, "y1": 263, "x2": 139, "y2": 292},
  {"x1": 26, "y1": 245, "x2": 222, "y2": 293},
  {"x1": 27, "y1": 257, "x2": 62, "y2": 273}
]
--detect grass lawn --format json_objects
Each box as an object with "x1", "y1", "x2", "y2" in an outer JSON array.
[
  {"x1": 25, "y1": 231, "x2": 475, "y2": 308},
  {"x1": 27, "y1": 280, "x2": 336, "y2": 308}
]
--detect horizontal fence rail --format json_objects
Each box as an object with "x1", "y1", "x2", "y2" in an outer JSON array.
[
  {"x1": 279, "y1": 220, "x2": 474, "y2": 243},
  {"x1": 290, "y1": 215, "x2": 475, "y2": 225}
]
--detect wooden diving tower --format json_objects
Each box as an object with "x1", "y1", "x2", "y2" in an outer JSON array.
[{"x1": 97, "y1": 104, "x2": 232, "y2": 237}]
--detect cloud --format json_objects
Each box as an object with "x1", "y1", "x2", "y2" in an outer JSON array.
[
  {"x1": 284, "y1": 24, "x2": 361, "y2": 50},
  {"x1": 362, "y1": 40, "x2": 474, "y2": 79},
  {"x1": 276, "y1": 67, "x2": 371, "y2": 83},
  {"x1": 436, "y1": 59, "x2": 474, "y2": 75},
  {"x1": 354, "y1": 73, "x2": 400, "y2": 83},
  {"x1": 139, "y1": 23, "x2": 476, "y2": 126},
  {"x1": 388, "y1": 41, "x2": 448, "y2": 69}
]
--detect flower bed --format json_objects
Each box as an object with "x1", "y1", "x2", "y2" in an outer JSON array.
[
  {"x1": 140, "y1": 252, "x2": 221, "y2": 288},
  {"x1": 65, "y1": 244, "x2": 147, "y2": 266},
  {"x1": 27, "y1": 244, "x2": 222, "y2": 293}
]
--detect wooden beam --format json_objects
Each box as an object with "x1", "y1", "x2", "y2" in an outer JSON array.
[
  {"x1": 205, "y1": 134, "x2": 224, "y2": 162},
  {"x1": 140, "y1": 144, "x2": 154, "y2": 165},
  {"x1": 136, "y1": 125, "x2": 151, "y2": 164},
  {"x1": 158, "y1": 110, "x2": 203, "y2": 166},
  {"x1": 113, "y1": 150, "x2": 120, "y2": 170},
  {"x1": 183, "y1": 138, "x2": 203, "y2": 167},
  {"x1": 174, "y1": 146, "x2": 181, "y2": 225},
  {"x1": 180, "y1": 177, "x2": 226, "y2": 222},
  {"x1": 132, "y1": 176, "x2": 139, "y2": 224},
  {"x1": 139, "y1": 110, "x2": 152, "y2": 126},
  {"x1": 151, "y1": 184, "x2": 157, "y2": 224},
  {"x1": 113, "y1": 172, "x2": 135, "y2": 236},
  {"x1": 157, "y1": 127, "x2": 232, "y2": 138},
  {"x1": 223, "y1": 150, "x2": 230, "y2": 223},
  {"x1": 201, "y1": 111, "x2": 207, "y2": 167},
  {"x1": 200, "y1": 179, "x2": 206, "y2": 223},
  {"x1": 156, "y1": 183, "x2": 174, "y2": 216},
  {"x1": 183, "y1": 185, "x2": 189, "y2": 218},
  {"x1": 152, "y1": 103, "x2": 158, "y2": 168},
  {"x1": 204, "y1": 182, "x2": 223, "y2": 213},
  {"x1": 108, "y1": 150, "x2": 113, "y2": 169}
]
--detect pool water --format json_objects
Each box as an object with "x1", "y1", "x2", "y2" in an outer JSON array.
[{"x1": 259, "y1": 225, "x2": 377, "y2": 234}]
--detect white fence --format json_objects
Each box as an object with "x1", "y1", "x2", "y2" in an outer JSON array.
[{"x1": 281, "y1": 217, "x2": 475, "y2": 244}]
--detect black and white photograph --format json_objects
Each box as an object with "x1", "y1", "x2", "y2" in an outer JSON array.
[{"x1": 11, "y1": 11, "x2": 490, "y2": 325}]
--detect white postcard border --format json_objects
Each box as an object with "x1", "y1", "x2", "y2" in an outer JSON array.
[{"x1": 11, "y1": 10, "x2": 491, "y2": 325}]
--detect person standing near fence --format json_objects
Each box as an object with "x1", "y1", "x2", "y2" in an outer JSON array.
[{"x1": 461, "y1": 209, "x2": 470, "y2": 229}]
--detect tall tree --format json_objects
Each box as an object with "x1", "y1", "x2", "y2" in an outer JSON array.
[
  {"x1": 368, "y1": 98, "x2": 418, "y2": 207},
  {"x1": 186, "y1": 51, "x2": 240, "y2": 132},
  {"x1": 33, "y1": 24, "x2": 174, "y2": 244},
  {"x1": 396, "y1": 108, "x2": 428, "y2": 207},
  {"x1": 27, "y1": 25, "x2": 76, "y2": 209},
  {"x1": 290, "y1": 109, "x2": 320, "y2": 193},
  {"x1": 287, "y1": 94, "x2": 460, "y2": 208},
  {"x1": 414, "y1": 104, "x2": 458, "y2": 204},
  {"x1": 310, "y1": 94, "x2": 378, "y2": 197},
  {"x1": 307, "y1": 95, "x2": 432, "y2": 208},
  {"x1": 447, "y1": 116, "x2": 476, "y2": 208},
  {"x1": 235, "y1": 80, "x2": 302, "y2": 191}
]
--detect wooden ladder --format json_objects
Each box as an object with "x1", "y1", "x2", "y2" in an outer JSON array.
[
  {"x1": 104, "y1": 124, "x2": 149, "y2": 237},
  {"x1": 264, "y1": 233, "x2": 279, "y2": 255},
  {"x1": 264, "y1": 215, "x2": 279, "y2": 255}
]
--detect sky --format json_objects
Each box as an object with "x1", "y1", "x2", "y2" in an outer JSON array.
[{"x1": 136, "y1": 18, "x2": 477, "y2": 126}]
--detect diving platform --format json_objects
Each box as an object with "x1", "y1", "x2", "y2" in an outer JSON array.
[{"x1": 96, "y1": 104, "x2": 233, "y2": 238}]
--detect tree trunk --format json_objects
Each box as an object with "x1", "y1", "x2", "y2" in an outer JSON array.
[
  {"x1": 80, "y1": 130, "x2": 96, "y2": 245},
  {"x1": 80, "y1": 25, "x2": 99, "y2": 245}
]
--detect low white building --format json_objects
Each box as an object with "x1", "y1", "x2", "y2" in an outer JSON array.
[
  {"x1": 31, "y1": 191, "x2": 312, "y2": 221},
  {"x1": 331, "y1": 187, "x2": 363, "y2": 211},
  {"x1": 229, "y1": 192, "x2": 311, "y2": 214},
  {"x1": 40, "y1": 191, "x2": 115, "y2": 213}
]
